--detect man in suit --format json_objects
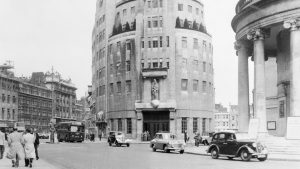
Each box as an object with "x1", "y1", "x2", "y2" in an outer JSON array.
[
  {"x1": 0, "y1": 128, "x2": 5, "y2": 159},
  {"x1": 32, "y1": 128, "x2": 39, "y2": 160}
]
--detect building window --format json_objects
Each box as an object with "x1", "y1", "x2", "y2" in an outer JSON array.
[
  {"x1": 153, "y1": 0, "x2": 158, "y2": 8},
  {"x1": 188, "y1": 5, "x2": 192, "y2": 13},
  {"x1": 7, "y1": 109, "x2": 10, "y2": 120},
  {"x1": 7, "y1": 95, "x2": 10, "y2": 103},
  {"x1": 141, "y1": 59, "x2": 145, "y2": 68},
  {"x1": 126, "y1": 80, "x2": 132, "y2": 93},
  {"x1": 2, "y1": 94, "x2": 5, "y2": 102},
  {"x1": 1, "y1": 108, "x2": 4, "y2": 119},
  {"x1": 148, "y1": 20, "x2": 151, "y2": 28},
  {"x1": 193, "y1": 60, "x2": 199, "y2": 66},
  {"x1": 181, "y1": 117, "x2": 187, "y2": 133},
  {"x1": 110, "y1": 83, "x2": 114, "y2": 95},
  {"x1": 178, "y1": 3, "x2": 183, "y2": 11},
  {"x1": 166, "y1": 36, "x2": 169, "y2": 47},
  {"x1": 131, "y1": 6, "x2": 135, "y2": 14},
  {"x1": 141, "y1": 40, "x2": 145, "y2": 48},
  {"x1": 202, "y1": 81, "x2": 207, "y2": 92},
  {"x1": 12, "y1": 109, "x2": 15, "y2": 120},
  {"x1": 193, "y1": 118, "x2": 198, "y2": 133},
  {"x1": 148, "y1": 1, "x2": 151, "y2": 8},
  {"x1": 193, "y1": 38, "x2": 198, "y2": 49},
  {"x1": 148, "y1": 40, "x2": 152, "y2": 48},
  {"x1": 159, "y1": 0, "x2": 163, "y2": 7},
  {"x1": 118, "y1": 119, "x2": 122, "y2": 131},
  {"x1": 196, "y1": 8, "x2": 199, "y2": 15},
  {"x1": 153, "y1": 40, "x2": 158, "y2": 48},
  {"x1": 123, "y1": 9, "x2": 127, "y2": 16},
  {"x1": 126, "y1": 42, "x2": 131, "y2": 51},
  {"x1": 153, "y1": 62, "x2": 158, "y2": 68},
  {"x1": 203, "y1": 62, "x2": 206, "y2": 72},
  {"x1": 127, "y1": 118, "x2": 132, "y2": 134},
  {"x1": 181, "y1": 79, "x2": 188, "y2": 91},
  {"x1": 182, "y1": 37, "x2": 187, "y2": 48},
  {"x1": 126, "y1": 61, "x2": 131, "y2": 71},
  {"x1": 279, "y1": 100, "x2": 285, "y2": 118},
  {"x1": 159, "y1": 16, "x2": 163, "y2": 27},
  {"x1": 111, "y1": 119, "x2": 114, "y2": 131},
  {"x1": 153, "y1": 19, "x2": 158, "y2": 28},
  {"x1": 193, "y1": 80, "x2": 198, "y2": 92},
  {"x1": 117, "y1": 82, "x2": 121, "y2": 93},
  {"x1": 159, "y1": 36, "x2": 163, "y2": 47},
  {"x1": 202, "y1": 118, "x2": 206, "y2": 134}
]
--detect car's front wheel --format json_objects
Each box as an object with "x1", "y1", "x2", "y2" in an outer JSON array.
[
  {"x1": 240, "y1": 149, "x2": 251, "y2": 161},
  {"x1": 211, "y1": 147, "x2": 219, "y2": 159},
  {"x1": 163, "y1": 145, "x2": 170, "y2": 153},
  {"x1": 127, "y1": 143, "x2": 130, "y2": 147},
  {"x1": 179, "y1": 150, "x2": 184, "y2": 154},
  {"x1": 258, "y1": 155, "x2": 268, "y2": 162}
]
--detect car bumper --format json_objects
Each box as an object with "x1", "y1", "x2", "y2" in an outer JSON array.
[
  {"x1": 167, "y1": 145, "x2": 184, "y2": 151},
  {"x1": 251, "y1": 149, "x2": 268, "y2": 158}
]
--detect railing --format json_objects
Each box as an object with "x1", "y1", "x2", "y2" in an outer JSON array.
[{"x1": 236, "y1": 0, "x2": 261, "y2": 13}]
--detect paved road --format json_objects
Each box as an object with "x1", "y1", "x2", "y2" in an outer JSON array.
[{"x1": 39, "y1": 143, "x2": 300, "y2": 169}]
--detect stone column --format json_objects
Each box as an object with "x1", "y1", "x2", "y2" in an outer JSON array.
[
  {"x1": 284, "y1": 19, "x2": 300, "y2": 139},
  {"x1": 235, "y1": 40, "x2": 250, "y2": 133},
  {"x1": 136, "y1": 110, "x2": 143, "y2": 141},
  {"x1": 169, "y1": 109, "x2": 176, "y2": 134},
  {"x1": 247, "y1": 28, "x2": 268, "y2": 135},
  {"x1": 284, "y1": 19, "x2": 300, "y2": 116}
]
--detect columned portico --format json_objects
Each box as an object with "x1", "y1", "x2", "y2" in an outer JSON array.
[
  {"x1": 247, "y1": 28, "x2": 268, "y2": 135},
  {"x1": 235, "y1": 40, "x2": 250, "y2": 133}
]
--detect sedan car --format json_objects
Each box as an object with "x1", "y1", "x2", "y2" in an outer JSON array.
[
  {"x1": 150, "y1": 132, "x2": 185, "y2": 154},
  {"x1": 108, "y1": 131, "x2": 130, "y2": 147},
  {"x1": 207, "y1": 132, "x2": 268, "y2": 161}
]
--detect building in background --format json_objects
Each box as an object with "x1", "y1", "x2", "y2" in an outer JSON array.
[
  {"x1": 0, "y1": 62, "x2": 19, "y2": 128},
  {"x1": 232, "y1": 0, "x2": 300, "y2": 139},
  {"x1": 44, "y1": 71, "x2": 77, "y2": 124},
  {"x1": 214, "y1": 104, "x2": 238, "y2": 132},
  {"x1": 18, "y1": 81, "x2": 52, "y2": 133},
  {"x1": 92, "y1": 0, "x2": 215, "y2": 140},
  {"x1": 228, "y1": 104, "x2": 238, "y2": 131}
]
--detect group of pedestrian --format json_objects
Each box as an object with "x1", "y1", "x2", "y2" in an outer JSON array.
[
  {"x1": 0, "y1": 127, "x2": 39, "y2": 168},
  {"x1": 142, "y1": 131, "x2": 150, "y2": 141}
]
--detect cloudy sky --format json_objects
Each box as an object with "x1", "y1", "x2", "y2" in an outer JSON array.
[{"x1": 0, "y1": 0, "x2": 251, "y2": 106}]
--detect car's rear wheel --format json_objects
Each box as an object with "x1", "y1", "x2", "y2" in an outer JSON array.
[
  {"x1": 258, "y1": 155, "x2": 268, "y2": 162},
  {"x1": 109, "y1": 142, "x2": 112, "y2": 146},
  {"x1": 163, "y1": 145, "x2": 170, "y2": 153},
  {"x1": 127, "y1": 143, "x2": 130, "y2": 147},
  {"x1": 116, "y1": 141, "x2": 121, "y2": 147},
  {"x1": 240, "y1": 149, "x2": 251, "y2": 161},
  {"x1": 211, "y1": 147, "x2": 219, "y2": 159}
]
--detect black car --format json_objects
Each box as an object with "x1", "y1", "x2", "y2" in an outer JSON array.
[
  {"x1": 207, "y1": 132, "x2": 268, "y2": 161},
  {"x1": 108, "y1": 131, "x2": 130, "y2": 147}
]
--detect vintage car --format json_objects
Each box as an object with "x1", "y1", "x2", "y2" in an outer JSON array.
[
  {"x1": 207, "y1": 131, "x2": 268, "y2": 161},
  {"x1": 150, "y1": 132, "x2": 185, "y2": 154},
  {"x1": 201, "y1": 132, "x2": 215, "y2": 145},
  {"x1": 108, "y1": 131, "x2": 130, "y2": 147}
]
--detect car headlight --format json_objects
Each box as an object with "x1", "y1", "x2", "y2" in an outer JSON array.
[{"x1": 252, "y1": 143, "x2": 257, "y2": 147}]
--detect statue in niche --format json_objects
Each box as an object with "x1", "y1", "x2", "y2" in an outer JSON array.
[{"x1": 151, "y1": 79, "x2": 159, "y2": 100}]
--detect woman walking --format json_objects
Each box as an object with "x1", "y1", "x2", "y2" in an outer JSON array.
[
  {"x1": 7, "y1": 128, "x2": 25, "y2": 168},
  {"x1": 23, "y1": 128, "x2": 36, "y2": 168}
]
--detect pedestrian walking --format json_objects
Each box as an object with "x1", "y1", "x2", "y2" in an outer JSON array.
[
  {"x1": 99, "y1": 131, "x2": 102, "y2": 141},
  {"x1": 23, "y1": 128, "x2": 36, "y2": 168},
  {"x1": 184, "y1": 130, "x2": 189, "y2": 143},
  {"x1": 32, "y1": 128, "x2": 39, "y2": 160},
  {"x1": 0, "y1": 128, "x2": 5, "y2": 159},
  {"x1": 7, "y1": 128, "x2": 25, "y2": 168}
]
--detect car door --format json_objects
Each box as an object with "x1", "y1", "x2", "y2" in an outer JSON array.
[
  {"x1": 223, "y1": 133, "x2": 239, "y2": 155},
  {"x1": 154, "y1": 134, "x2": 163, "y2": 149},
  {"x1": 217, "y1": 133, "x2": 227, "y2": 154}
]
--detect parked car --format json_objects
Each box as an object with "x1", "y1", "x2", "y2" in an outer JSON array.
[
  {"x1": 108, "y1": 131, "x2": 130, "y2": 147},
  {"x1": 39, "y1": 133, "x2": 50, "y2": 139},
  {"x1": 207, "y1": 131, "x2": 268, "y2": 161},
  {"x1": 201, "y1": 132, "x2": 214, "y2": 145},
  {"x1": 150, "y1": 132, "x2": 185, "y2": 154}
]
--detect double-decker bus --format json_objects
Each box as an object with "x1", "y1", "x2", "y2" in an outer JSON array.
[{"x1": 56, "y1": 121, "x2": 85, "y2": 142}]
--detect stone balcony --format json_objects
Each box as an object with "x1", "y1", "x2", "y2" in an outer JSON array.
[{"x1": 141, "y1": 67, "x2": 168, "y2": 79}]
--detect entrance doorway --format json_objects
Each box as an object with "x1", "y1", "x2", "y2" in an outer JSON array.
[{"x1": 143, "y1": 111, "x2": 169, "y2": 140}]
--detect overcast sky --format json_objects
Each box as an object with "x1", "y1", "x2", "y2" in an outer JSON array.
[{"x1": 0, "y1": 0, "x2": 251, "y2": 106}]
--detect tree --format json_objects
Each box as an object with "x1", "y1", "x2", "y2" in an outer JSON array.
[
  {"x1": 117, "y1": 23, "x2": 122, "y2": 34},
  {"x1": 176, "y1": 17, "x2": 181, "y2": 28},
  {"x1": 183, "y1": 18, "x2": 189, "y2": 29},
  {"x1": 192, "y1": 20, "x2": 198, "y2": 30},
  {"x1": 125, "y1": 22, "x2": 131, "y2": 32}
]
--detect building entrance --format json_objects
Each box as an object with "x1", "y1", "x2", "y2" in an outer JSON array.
[{"x1": 143, "y1": 111, "x2": 169, "y2": 140}]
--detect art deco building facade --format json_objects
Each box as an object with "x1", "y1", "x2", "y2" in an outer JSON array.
[
  {"x1": 232, "y1": 0, "x2": 300, "y2": 139},
  {"x1": 92, "y1": 0, "x2": 215, "y2": 140}
]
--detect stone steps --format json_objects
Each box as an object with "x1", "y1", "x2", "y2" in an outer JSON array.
[{"x1": 259, "y1": 136, "x2": 300, "y2": 155}]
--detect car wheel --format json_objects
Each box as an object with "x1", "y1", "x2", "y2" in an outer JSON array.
[
  {"x1": 258, "y1": 155, "x2": 268, "y2": 162},
  {"x1": 109, "y1": 142, "x2": 112, "y2": 146},
  {"x1": 116, "y1": 141, "x2": 120, "y2": 147},
  {"x1": 179, "y1": 150, "x2": 184, "y2": 154},
  {"x1": 240, "y1": 149, "x2": 251, "y2": 161},
  {"x1": 152, "y1": 147, "x2": 156, "y2": 152},
  {"x1": 163, "y1": 145, "x2": 170, "y2": 153},
  {"x1": 211, "y1": 147, "x2": 219, "y2": 159},
  {"x1": 127, "y1": 143, "x2": 130, "y2": 147}
]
